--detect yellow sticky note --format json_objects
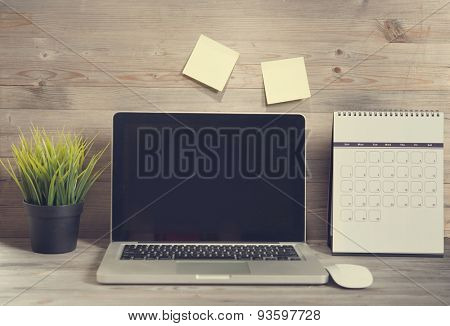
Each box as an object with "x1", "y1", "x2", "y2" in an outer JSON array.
[
  {"x1": 261, "y1": 57, "x2": 311, "y2": 105},
  {"x1": 182, "y1": 35, "x2": 239, "y2": 91}
]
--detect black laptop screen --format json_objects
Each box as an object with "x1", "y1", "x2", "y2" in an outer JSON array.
[{"x1": 112, "y1": 113, "x2": 306, "y2": 242}]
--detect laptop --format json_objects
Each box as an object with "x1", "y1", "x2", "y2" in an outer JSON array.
[{"x1": 97, "y1": 112, "x2": 328, "y2": 284}]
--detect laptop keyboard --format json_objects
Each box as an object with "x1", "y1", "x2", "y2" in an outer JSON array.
[{"x1": 120, "y1": 244, "x2": 301, "y2": 261}]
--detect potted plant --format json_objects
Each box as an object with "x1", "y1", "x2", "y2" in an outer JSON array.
[{"x1": 0, "y1": 127, "x2": 109, "y2": 254}]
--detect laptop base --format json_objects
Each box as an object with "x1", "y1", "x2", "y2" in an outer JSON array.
[{"x1": 97, "y1": 242, "x2": 328, "y2": 285}]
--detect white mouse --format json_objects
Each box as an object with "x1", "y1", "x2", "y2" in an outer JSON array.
[{"x1": 325, "y1": 264, "x2": 373, "y2": 289}]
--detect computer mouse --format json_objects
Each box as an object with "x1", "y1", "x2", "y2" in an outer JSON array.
[{"x1": 325, "y1": 264, "x2": 373, "y2": 289}]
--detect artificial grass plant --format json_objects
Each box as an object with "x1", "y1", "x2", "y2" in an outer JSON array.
[{"x1": 0, "y1": 127, "x2": 109, "y2": 206}]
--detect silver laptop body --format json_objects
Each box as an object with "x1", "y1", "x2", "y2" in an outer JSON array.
[{"x1": 97, "y1": 112, "x2": 328, "y2": 284}]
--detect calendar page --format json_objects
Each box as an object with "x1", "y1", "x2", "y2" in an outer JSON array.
[{"x1": 330, "y1": 111, "x2": 444, "y2": 255}]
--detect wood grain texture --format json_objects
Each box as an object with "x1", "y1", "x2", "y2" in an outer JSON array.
[
  {"x1": 0, "y1": 238, "x2": 449, "y2": 305},
  {"x1": 1, "y1": 0, "x2": 450, "y2": 239}
]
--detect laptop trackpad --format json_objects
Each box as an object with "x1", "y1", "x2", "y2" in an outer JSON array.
[{"x1": 176, "y1": 262, "x2": 250, "y2": 275}]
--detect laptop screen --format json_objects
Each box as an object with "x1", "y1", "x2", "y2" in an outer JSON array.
[{"x1": 112, "y1": 113, "x2": 306, "y2": 242}]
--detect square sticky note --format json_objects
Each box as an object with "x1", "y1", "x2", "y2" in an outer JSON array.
[
  {"x1": 261, "y1": 57, "x2": 311, "y2": 105},
  {"x1": 182, "y1": 35, "x2": 239, "y2": 91}
]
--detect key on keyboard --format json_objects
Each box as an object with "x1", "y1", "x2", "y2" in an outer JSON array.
[{"x1": 120, "y1": 244, "x2": 301, "y2": 261}]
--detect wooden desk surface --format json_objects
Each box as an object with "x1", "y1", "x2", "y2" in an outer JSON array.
[{"x1": 0, "y1": 238, "x2": 449, "y2": 306}]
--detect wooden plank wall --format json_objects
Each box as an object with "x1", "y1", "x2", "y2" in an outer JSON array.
[{"x1": 0, "y1": 0, "x2": 449, "y2": 239}]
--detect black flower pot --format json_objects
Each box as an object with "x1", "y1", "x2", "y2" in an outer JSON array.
[{"x1": 24, "y1": 201, "x2": 84, "y2": 254}]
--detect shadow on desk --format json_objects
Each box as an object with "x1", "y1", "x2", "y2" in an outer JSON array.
[{"x1": 0, "y1": 238, "x2": 33, "y2": 252}]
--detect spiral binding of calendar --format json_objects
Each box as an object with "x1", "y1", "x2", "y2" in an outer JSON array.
[{"x1": 337, "y1": 110, "x2": 440, "y2": 117}]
